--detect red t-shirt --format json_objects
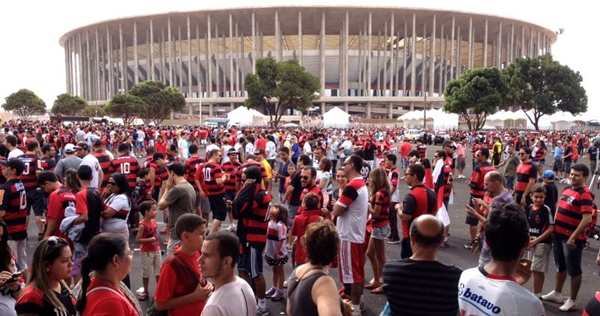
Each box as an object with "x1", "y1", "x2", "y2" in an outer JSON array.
[
  {"x1": 47, "y1": 185, "x2": 76, "y2": 240},
  {"x1": 83, "y1": 278, "x2": 138, "y2": 316},
  {"x1": 291, "y1": 209, "x2": 324, "y2": 265},
  {"x1": 139, "y1": 219, "x2": 161, "y2": 252}
]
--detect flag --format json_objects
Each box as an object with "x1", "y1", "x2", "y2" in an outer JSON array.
[{"x1": 436, "y1": 186, "x2": 451, "y2": 227}]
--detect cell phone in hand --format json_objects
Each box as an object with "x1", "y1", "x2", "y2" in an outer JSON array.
[{"x1": 11, "y1": 271, "x2": 22, "y2": 280}]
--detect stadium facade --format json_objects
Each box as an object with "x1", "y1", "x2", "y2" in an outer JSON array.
[{"x1": 59, "y1": 6, "x2": 557, "y2": 118}]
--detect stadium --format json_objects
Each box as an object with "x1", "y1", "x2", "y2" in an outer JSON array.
[{"x1": 59, "y1": 6, "x2": 557, "y2": 120}]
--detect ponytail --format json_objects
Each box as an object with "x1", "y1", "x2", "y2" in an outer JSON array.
[{"x1": 76, "y1": 256, "x2": 92, "y2": 313}]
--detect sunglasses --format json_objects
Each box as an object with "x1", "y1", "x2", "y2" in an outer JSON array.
[
  {"x1": 518, "y1": 153, "x2": 526, "y2": 156},
  {"x1": 301, "y1": 176, "x2": 310, "y2": 180},
  {"x1": 107, "y1": 181, "x2": 116, "y2": 185}
]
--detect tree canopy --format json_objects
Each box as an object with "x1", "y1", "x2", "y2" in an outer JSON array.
[
  {"x1": 104, "y1": 94, "x2": 147, "y2": 126},
  {"x1": 51, "y1": 93, "x2": 87, "y2": 116},
  {"x1": 442, "y1": 67, "x2": 508, "y2": 131},
  {"x1": 130, "y1": 81, "x2": 186, "y2": 126},
  {"x1": 245, "y1": 58, "x2": 320, "y2": 127},
  {"x1": 2, "y1": 89, "x2": 46, "y2": 122},
  {"x1": 505, "y1": 55, "x2": 587, "y2": 130},
  {"x1": 82, "y1": 104, "x2": 105, "y2": 117}
]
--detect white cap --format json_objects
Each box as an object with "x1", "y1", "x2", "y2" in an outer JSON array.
[{"x1": 65, "y1": 143, "x2": 76, "y2": 153}]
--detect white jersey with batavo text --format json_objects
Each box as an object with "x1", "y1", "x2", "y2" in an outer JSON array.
[
  {"x1": 458, "y1": 267, "x2": 545, "y2": 316},
  {"x1": 336, "y1": 177, "x2": 369, "y2": 243}
]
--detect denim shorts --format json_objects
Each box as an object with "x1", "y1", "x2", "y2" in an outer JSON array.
[
  {"x1": 553, "y1": 236, "x2": 585, "y2": 276},
  {"x1": 371, "y1": 225, "x2": 390, "y2": 240}
]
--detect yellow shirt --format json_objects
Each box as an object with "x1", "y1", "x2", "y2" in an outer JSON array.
[{"x1": 261, "y1": 159, "x2": 273, "y2": 179}]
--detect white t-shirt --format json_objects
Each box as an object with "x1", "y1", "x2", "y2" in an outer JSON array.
[
  {"x1": 177, "y1": 139, "x2": 189, "y2": 159},
  {"x1": 335, "y1": 177, "x2": 369, "y2": 243},
  {"x1": 245, "y1": 143, "x2": 255, "y2": 157},
  {"x1": 201, "y1": 276, "x2": 257, "y2": 316},
  {"x1": 458, "y1": 267, "x2": 545, "y2": 316},
  {"x1": 207, "y1": 144, "x2": 220, "y2": 154},
  {"x1": 266, "y1": 141, "x2": 277, "y2": 160},
  {"x1": 7, "y1": 149, "x2": 24, "y2": 160},
  {"x1": 303, "y1": 142, "x2": 312, "y2": 155},
  {"x1": 81, "y1": 154, "x2": 101, "y2": 189},
  {"x1": 102, "y1": 193, "x2": 131, "y2": 233},
  {"x1": 221, "y1": 145, "x2": 233, "y2": 163}
]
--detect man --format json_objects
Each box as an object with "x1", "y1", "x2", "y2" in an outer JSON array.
[
  {"x1": 40, "y1": 145, "x2": 57, "y2": 172},
  {"x1": 297, "y1": 166, "x2": 323, "y2": 214},
  {"x1": 416, "y1": 138, "x2": 427, "y2": 159},
  {"x1": 464, "y1": 148, "x2": 495, "y2": 250},
  {"x1": 92, "y1": 140, "x2": 111, "y2": 190},
  {"x1": 514, "y1": 146, "x2": 538, "y2": 207},
  {"x1": 200, "y1": 231, "x2": 257, "y2": 316},
  {"x1": 235, "y1": 154, "x2": 268, "y2": 192},
  {"x1": 553, "y1": 140, "x2": 564, "y2": 180},
  {"x1": 334, "y1": 154, "x2": 369, "y2": 316},
  {"x1": 108, "y1": 143, "x2": 140, "y2": 190},
  {"x1": 54, "y1": 143, "x2": 82, "y2": 181},
  {"x1": 587, "y1": 137, "x2": 600, "y2": 176},
  {"x1": 274, "y1": 147, "x2": 292, "y2": 203},
  {"x1": 232, "y1": 166, "x2": 272, "y2": 316},
  {"x1": 382, "y1": 215, "x2": 462, "y2": 316},
  {"x1": 362, "y1": 137, "x2": 375, "y2": 168},
  {"x1": 196, "y1": 149, "x2": 227, "y2": 233},
  {"x1": 458, "y1": 203, "x2": 545, "y2": 315},
  {"x1": 221, "y1": 148, "x2": 241, "y2": 231},
  {"x1": 283, "y1": 155, "x2": 312, "y2": 227},
  {"x1": 433, "y1": 150, "x2": 453, "y2": 248},
  {"x1": 492, "y1": 136, "x2": 503, "y2": 166},
  {"x1": 5, "y1": 135, "x2": 24, "y2": 159},
  {"x1": 541, "y1": 163, "x2": 594, "y2": 311},
  {"x1": 178, "y1": 131, "x2": 190, "y2": 161},
  {"x1": 185, "y1": 145, "x2": 209, "y2": 218},
  {"x1": 159, "y1": 162, "x2": 197, "y2": 256},
  {"x1": 353, "y1": 149, "x2": 371, "y2": 182},
  {"x1": 496, "y1": 144, "x2": 520, "y2": 191},
  {"x1": 0, "y1": 159, "x2": 28, "y2": 277},
  {"x1": 76, "y1": 142, "x2": 102, "y2": 189},
  {"x1": 385, "y1": 154, "x2": 401, "y2": 244},
  {"x1": 38, "y1": 171, "x2": 76, "y2": 241},
  {"x1": 562, "y1": 137, "x2": 574, "y2": 183},
  {"x1": 455, "y1": 138, "x2": 467, "y2": 178},
  {"x1": 399, "y1": 137, "x2": 412, "y2": 178},
  {"x1": 313, "y1": 147, "x2": 326, "y2": 170},
  {"x1": 254, "y1": 148, "x2": 272, "y2": 192},
  {"x1": 396, "y1": 163, "x2": 437, "y2": 258},
  {"x1": 16, "y1": 141, "x2": 45, "y2": 240}
]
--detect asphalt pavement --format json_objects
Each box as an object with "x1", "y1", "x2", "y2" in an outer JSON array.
[{"x1": 20, "y1": 145, "x2": 600, "y2": 315}]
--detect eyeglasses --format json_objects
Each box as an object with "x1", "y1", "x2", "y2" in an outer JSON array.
[
  {"x1": 124, "y1": 249, "x2": 134, "y2": 258},
  {"x1": 301, "y1": 176, "x2": 310, "y2": 180},
  {"x1": 343, "y1": 162, "x2": 351, "y2": 166},
  {"x1": 518, "y1": 153, "x2": 526, "y2": 156}
]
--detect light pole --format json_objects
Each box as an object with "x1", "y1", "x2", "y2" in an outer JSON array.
[{"x1": 198, "y1": 83, "x2": 202, "y2": 127}]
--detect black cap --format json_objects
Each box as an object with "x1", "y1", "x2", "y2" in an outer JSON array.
[
  {"x1": 75, "y1": 142, "x2": 90, "y2": 151},
  {"x1": 227, "y1": 148, "x2": 239, "y2": 155},
  {"x1": 0, "y1": 158, "x2": 25, "y2": 175}
]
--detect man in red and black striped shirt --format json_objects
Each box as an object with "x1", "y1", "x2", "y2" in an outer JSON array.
[
  {"x1": 236, "y1": 155, "x2": 268, "y2": 191},
  {"x1": 40, "y1": 145, "x2": 57, "y2": 172},
  {"x1": 184, "y1": 144, "x2": 208, "y2": 217},
  {"x1": 16, "y1": 140, "x2": 46, "y2": 239},
  {"x1": 542, "y1": 163, "x2": 593, "y2": 311},
  {"x1": 0, "y1": 158, "x2": 28, "y2": 276},
  {"x1": 515, "y1": 147, "x2": 538, "y2": 207},
  {"x1": 196, "y1": 149, "x2": 227, "y2": 233},
  {"x1": 465, "y1": 148, "x2": 495, "y2": 249},
  {"x1": 221, "y1": 148, "x2": 241, "y2": 230},
  {"x1": 108, "y1": 143, "x2": 140, "y2": 191},
  {"x1": 92, "y1": 140, "x2": 112, "y2": 190}
]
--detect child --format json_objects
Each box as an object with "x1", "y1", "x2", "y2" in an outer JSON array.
[
  {"x1": 135, "y1": 200, "x2": 162, "y2": 301},
  {"x1": 264, "y1": 204, "x2": 289, "y2": 301},
  {"x1": 284, "y1": 164, "x2": 296, "y2": 204},
  {"x1": 154, "y1": 214, "x2": 211, "y2": 315},
  {"x1": 541, "y1": 170, "x2": 559, "y2": 215},
  {"x1": 525, "y1": 184, "x2": 555, "y2": 299},
  {"x1": 288, "y1": 193, "x2": 326, "y2": 268}
]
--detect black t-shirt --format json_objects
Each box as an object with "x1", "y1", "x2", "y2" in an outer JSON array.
[
  {"x1": 289, "y1": 170, "x2": 304, "y2": 206},
  {"x1": 588, "y1": 147, "x2": 599, "y2": 161},
  {"x1": 526, "y1": 204, "x2": 554, "y2": 243},
  {"x1": 564, "y1": 145, "x2": 573, "y2": 162},
  {"x1": 363, "y1": 142, "x2": 376, "y2": 160},
  {"x1": 360, "y1": 161, "x2": 371, "y2": 182}
]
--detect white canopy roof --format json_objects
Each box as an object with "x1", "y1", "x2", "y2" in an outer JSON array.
[
  {"x1": 227, "y1": 106, "x2": 268, "y2": 126},
  {"x1": 323, "y1": 107, "x2": 350, "y2": 128}
]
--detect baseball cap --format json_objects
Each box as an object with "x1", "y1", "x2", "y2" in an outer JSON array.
[
  {"x1": 75, "y1": 142, "x2": 90, "y2": 151},
  {"x1": 64, "y1": 143, "x2": 76, "y2": 153},
  {"x1": 543, "y1": 170, "x2": 555, "y2": 180},
  {"x1": 0, "y1": 158, "x2": 25, "y2": 175}
]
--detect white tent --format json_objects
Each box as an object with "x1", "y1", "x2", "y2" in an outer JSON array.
[
  {"x1": 429, "y1": 109, "x2": 459, "y2": 130},
  {"x1": 227, "y1": 106, "x2": 268, "y2": 126},
  {"x1": 323, "y1": 106, "x2": 350, "y2": 128}
]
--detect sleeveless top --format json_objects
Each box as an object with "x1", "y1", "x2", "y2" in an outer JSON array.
[{"x1": 287, "y1": 269, "x2": 345, "y2": 316}]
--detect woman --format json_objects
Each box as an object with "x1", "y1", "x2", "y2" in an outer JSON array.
[
  {"x1": 364, "y1": 168, "x2": 390, "y2": 294},
  {"x1": 76, "y1": 233, "x2": 139, "y2": 316},
  {"x1": 0, "y1": 219, "x2": 22, "y2": 316},
  {"x1": 287, "y1": 220, "x2": 348, "y2": 316},
  {"x1": 15, "y1": 236, "x2": 75, "y2": 316},
  {"x1": 318, "y1": 158, "x2": 333, "y2": 211},
  {"x1": 101, "y1": 173, "x2": 132, "y2": 288},
  {"x1": 65, "y1": 168, "x2": 81, "y2": 193}
]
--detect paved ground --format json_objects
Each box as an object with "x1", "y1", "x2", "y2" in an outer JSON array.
[{"x1": 21, "y1": 145, "x2": 600, "y2": 315}]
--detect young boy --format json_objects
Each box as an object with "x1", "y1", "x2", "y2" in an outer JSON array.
[
  {"x1": 154, "y1": 213, "x2": 213, "y2": 316},
  {"x1": 288, "y1": 193, "x2": 326, "y2": 267},
  {"x1": 135, "y1": 200, "x2": 162, "y2": 301},
  {"x1": 525, "y1": 184, "x2": 555, "y2": 298},
  {"x1": 541, "y1": 170, "x2": 559, "y2": 215},
  {"x1": 283, "y1": 164, "x2": 296, "y2": 204}
]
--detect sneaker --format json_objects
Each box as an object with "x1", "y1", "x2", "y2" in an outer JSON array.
[
  {"x1": 271, "y1": 289, "x2": 284, "y2": 301},
  {"x1": 559, "y1": 299, "x2": 577, "y2": 312},
  {"x1": 256, "y1": 306, "x2": 270, "y2": 316},
  {"x1": 387, "y1": 238, "x2": 401, "y2": 245},
  {"x1": 463, "y1": 243, "x2": 473, "y2": 250},
  {"x1": 439, "y1": 241, "x2": 449, "y2": 249},
  {"x1": 283, "y1": 280, "x2": 288, "y2": 288},
  {"x1": 226, "y1": 223, "x2": 237, "y2": 232},
  {"x1": 541, "y1": 290, "x2": 564, "y2": 304},
  {"x1": 265, "y1": 287, "x2": 276, "y2": 298}
]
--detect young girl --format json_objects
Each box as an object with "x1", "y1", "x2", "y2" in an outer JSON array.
[
  {"x1": 364, "y1": 168, "x2": 390, "y2": 294},
  {"x1": 135, "y1": 201, "x2": 161, "y2": 301},
  {"x1": 265, "y1": 204, "x2": 289, "y2": 302},
  {"x1": 284, "y1": 164, "x2": 296, "y2": 204}
]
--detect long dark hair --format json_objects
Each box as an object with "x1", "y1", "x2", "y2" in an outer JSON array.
[
  {"x1": 76, "y1": 233, "x2": 127, "y2": 313},
  {"x1": 110, "y1": 172, "x2": 132, "y2": 208},
  {"x1": 29, "y1": 237, "x2": 71, "y2": 314},
  {"x1": 0, "y1": 219, "x2": 10, "y2": 272}
]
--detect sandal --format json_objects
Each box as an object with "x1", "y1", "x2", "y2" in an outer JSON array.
[
  {"x1": 138, "y1": 292, "x2": 148, "y2": 301},
  {"x1": 370, "y1": 286, "x2": 384, "y2": 294},
  {"x1": 364, "y1": 283, "x2": 380, "y2": 290}
]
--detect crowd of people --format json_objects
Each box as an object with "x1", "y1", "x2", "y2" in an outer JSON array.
[{"x1": 1, "y1": 119, "x2": 600, "y2": 315}]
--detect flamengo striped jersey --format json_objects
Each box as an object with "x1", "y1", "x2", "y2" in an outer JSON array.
[
  {"x1": 371, "y1": 188, "x2": 390, "y2": 227},
  {"x1": 336, "y1": 177, "x2": 369, "y2": 243},
  {"x1": 470, "y1": 162, "x2": 495, "y2": 197},
  {"x1": 555, "y1": 185, "x2": 594, "y2": 240},
  {"x1": 16, "y1": 154, "x2": 41, "y2": 191},
  {"x1": 0, "y1": 179, "x2": 27, "y2": 240},
  {"x1": 185, "y1": 156, "x2": 205, "y2": 192},
  {"x1": 93, "y1": 150, "x2": 111, "y2": 189},
  {"x1": 109, "y1": 155, "x2": 140, "y2": 190},
  {"x1": 197, "y1": 161, "x2": 225, "y2": 196},
  {"x1": 515, "y1": 161, "x2": 538, "y2": 197},
  {"x1": 221, "y1": 161, "x2": 241, "y2": 192}
]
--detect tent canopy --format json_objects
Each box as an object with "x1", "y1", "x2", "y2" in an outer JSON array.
[
  {"x1": 227, "y1": 106, "x2": 268, "y2": 126},
  {"x1": 323, "y1": 106, "x2": 350, "y2": 128}
]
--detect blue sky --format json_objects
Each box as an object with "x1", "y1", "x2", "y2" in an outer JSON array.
[{"x1": 0, "y1": 0, "x2": 594, "y2": 116}]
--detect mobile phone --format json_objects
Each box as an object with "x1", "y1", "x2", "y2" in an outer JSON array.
[{"x1": 11, "y1": 272, "x2": 22, "y2": 279}]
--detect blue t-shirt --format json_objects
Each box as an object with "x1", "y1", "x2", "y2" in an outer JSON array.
[{"x1": 554, "y1": 147, "x2": 564, "y2": 160}]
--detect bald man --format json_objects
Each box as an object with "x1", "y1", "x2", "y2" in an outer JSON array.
[{"x1": 382, "y1": 215, "x2": 462, "y2": 316}]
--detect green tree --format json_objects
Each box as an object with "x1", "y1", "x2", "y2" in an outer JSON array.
[
  {"x1": 505, "y1": 55, "x2": 587, "y2": 130},
  {"x1": 104, "y1": 94, "x2": 147, "y2": 126},
  {"x1": 82, "y1": 104, "x2": 105, "y2": 117},
  {"x1": 245, "y1": 57, "x2": 320, "y2": 127},
  {"x1": 51, "y1": 93, "x2": 87, "y2": 116},
  {"x1": 443, "y1": 67, "x2": 508, "y2": 131},
  {"x1": 2, "y1": 89, "x2": 46, "y2": 122},
  {"x1": 130, "y1": 81, "x2": 186, "y2": 126}
]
